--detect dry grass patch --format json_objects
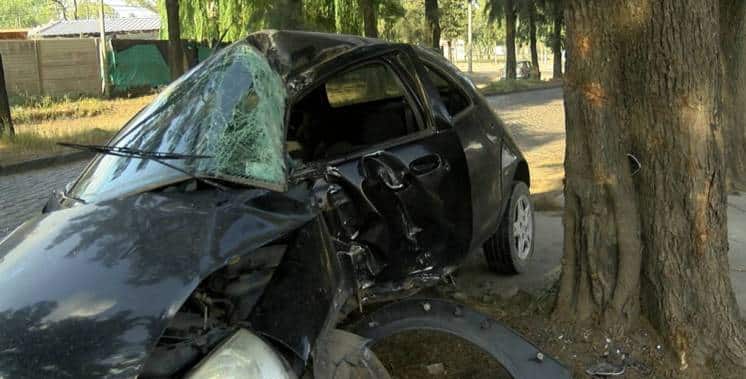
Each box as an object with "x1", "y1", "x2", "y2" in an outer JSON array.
[{"x1": 0, "y1": 95, "x2": 154, "y2": 166}]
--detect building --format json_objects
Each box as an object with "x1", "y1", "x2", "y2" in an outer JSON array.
[
  {"x1": 29, "y1": 17, "x2": 160, "y2": 40},
  {"x1": 0, "y1": 29, "x2": 29, "y2": 40}
]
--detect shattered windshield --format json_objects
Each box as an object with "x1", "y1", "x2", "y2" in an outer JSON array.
[{"x1": 68, "y1": 41, "x2": 287, "y2": 203}]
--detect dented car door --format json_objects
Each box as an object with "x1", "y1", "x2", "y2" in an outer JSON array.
[{"x1": 327, "y1": 50, "x2": 473, "y2": 283}]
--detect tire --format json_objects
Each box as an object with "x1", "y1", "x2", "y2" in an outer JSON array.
[{"x1": 483, "y1": 181, "x2": 535, "y2": 274}]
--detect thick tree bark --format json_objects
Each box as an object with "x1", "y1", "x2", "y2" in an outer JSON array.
[
  {"x1": 0, "y1": 54, "x2": 14, "y2": 138},
  {"x1": 425, "y1": 0, "x2": 441, "y2": 50},
  {"x1": 504, "y1": 0, "x2": 517, "y2": 79},
  {"x1": 166, "y1": 0, "x2": 184, "y2": 81},
  {"x1": 552, "y1": 0, "x2": 563, "y2": 79},
  {"x1": 528, "y1": 2, "x2": 540, "y2": 80},
  {"x1": 359, "y1": 0, "x2": 378, "y2": 38},
  {"x1": 556, "y1": 0, "x2": 746, "y2": 374},
  {"x1": 720, "y1": 0, "x2": 746, "y2": 190}
]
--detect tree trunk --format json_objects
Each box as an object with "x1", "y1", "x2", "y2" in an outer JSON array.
[
  {"x1": 425, "y1": 0, "x2": 441, "y2": 50},
  {"x1": 528, "y1": 2, "x2": 540, "y2": 80},
  {"x1": 552, "y1": 0, "x2": 563, "y2": 79},
  {"x1": 73, "y1": 0, "x2": 78, "y2": 20},
  {"x1": 269, "y1": 0, "x2": 304, "y2": 29},
  {"x1": 556, "y1": 0, "x2": 746, "y2": 374},
  {"x1": 0, "y1": 54, "x2": 14, "y2": 138},
  {"x1": 504, "y1": 0, "x2": 517, "y2": 79},
  {"x1": 166, "y1": 0, "x2": 184, "y2": 81},
  {"x1": 359, "y1": 0, "x2": 378, "y2": 38},
  {"x1": 720, "y1": 0, "x2": 746, "y2": 190},
  {"x1": 447, "y1": 39, "x2": 453, "y2": 62}
]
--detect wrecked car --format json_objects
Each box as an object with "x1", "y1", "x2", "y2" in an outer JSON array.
[{"x1": 0, "y1": 31, "x2": 564, "y2": 378}]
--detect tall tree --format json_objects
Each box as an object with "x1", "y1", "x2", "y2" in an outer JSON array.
[
  {"x1": 721, "y1": 0, "x2": 746, "y2": 190},
  {"x1": 359, "y1": 0, "x2": 378, "y2": 38},
  {"x1": 550, "y1": 0, "x2": 562, "y2": 79},
  {"x1": 524, "y1": 0, "x2": 540, "y2": 79},
  {"x1": 0, "y1": 54, "x2": 14, "y2": 138},
  {"x1": 439, "y1": 0, "x2": 466, "y2": 60},
  {"x1": 486, "y1": 0, "x2": 517, "y2": 79},
  {"x1": 165, "y1": 0, "x2": 184, "y2": 80},
  {"x1": 424, "y1": 0, "x2": 441, "y2": 49},
  {"x1": 267, "y1": 0, "x2": 304, "y2": 29},
  {"x1": 556, "y1": 0, "x2": 746, "y2": 375}
]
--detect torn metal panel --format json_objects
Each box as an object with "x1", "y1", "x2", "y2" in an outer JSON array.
[
  {"x1": 0, "y1": 188, "x2": 316, "y2": 378},
  {"x1": 349, "y1": 298, "x2": 572, "y2": 379}
]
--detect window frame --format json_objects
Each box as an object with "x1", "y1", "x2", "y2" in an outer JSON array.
[{"x1": 418, "y1": 57, "x2": 475, "y2": 123}]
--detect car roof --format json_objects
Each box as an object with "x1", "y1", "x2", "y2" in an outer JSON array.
[{"x1": 244, "y1": 30, "x2": 386, "y2": 80}]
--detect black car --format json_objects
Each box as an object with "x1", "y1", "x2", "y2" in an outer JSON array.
[{"x1": 0, "y1": 31, "x2": 552, "y2": 378}]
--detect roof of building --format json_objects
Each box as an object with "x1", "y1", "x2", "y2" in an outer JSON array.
[{"x1": 31, "y1": 17, "x2": 160, "y2": 37}]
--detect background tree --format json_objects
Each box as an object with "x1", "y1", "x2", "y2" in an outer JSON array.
[
  {"x1": 516, "y1": 0, "x2": 541, "y2": 79},
  {"x1": 439, "y1": 0, "x2": 466, "y2": 60},
  {"x1": 165, "y1": 0, "x2": 183, "y2": 80},
  {"x1": 50, "y1": 0, "x2": 114, "y2": 21},
  {"x1": 556, "y1": 0, "x2": 746, "y2": 375},
  {"x1": 377, "y1": 0, "x2": 406, "y2": 40},
  {"x1": 424, "y1": 0, "x2": 441, "y2": 49},
  {"x1": 721, "y1": 0, "x2": 746, "y2": 190},
  {"x1": 359, "y1": 0, "x2": 378, "y2": 38},
  {"x1": 546, "y1": 0, "x2": 563, "y2": 79},
  {"x1": 0, "y1": 0, "x2": 56, "y2": 28},
  {"x1": 125, "y1": 0, "x2": 157, "y2": 12},
  {"x1": 486, "y1": 0, "x2": 517, "y2": 79},
  {"x1": 0, "y1": 54, "x2": 14, "y2": 138}
]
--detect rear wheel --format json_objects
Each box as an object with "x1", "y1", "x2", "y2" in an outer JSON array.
[{"x1": 483, "y1": 181, "x2": 534, "y2": 274}]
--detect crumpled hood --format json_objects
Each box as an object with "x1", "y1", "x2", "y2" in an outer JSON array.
[{"x1": 0, "y1": 188, "x2": 316, "y2": 378}]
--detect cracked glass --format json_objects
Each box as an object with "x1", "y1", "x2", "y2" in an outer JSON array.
[{"x1": 69, "y1": 42, "x2": 288, "y2": 202}]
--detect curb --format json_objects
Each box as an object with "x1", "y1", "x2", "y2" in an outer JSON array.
[
  {"x1": 0, "y1": 151, "x2": 93, "y2": 176},
  {"x1": 479, "y1": 83, "x2": 564, "y2": 97}
]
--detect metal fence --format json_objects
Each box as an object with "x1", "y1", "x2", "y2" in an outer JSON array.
[{"x1": 0, "y1": 39, "x2": 102, "y2": 97}]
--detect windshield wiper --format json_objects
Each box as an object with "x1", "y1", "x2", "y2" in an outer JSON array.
[
  {"x1": 58, "y1": 142, "x2": 212, "y2": 160},
  {"x1": 58, "y1": 142, "x2": 228, "y2": 191}
]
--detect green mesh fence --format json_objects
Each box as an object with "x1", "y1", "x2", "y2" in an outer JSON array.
[
  {"x1": 109, "y1": 44, "x2": 170, "y2": 90},
  {"x1": 108, "y1": 41, "x2": 225, "y2": 92}
]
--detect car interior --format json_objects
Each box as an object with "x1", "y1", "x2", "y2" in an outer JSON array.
[
  {"x1": 421, "y1": 64, "x2": 471, "y2": 117},
  {"x1": 287, "y1": 62, "x2": 423, "y2": 163}
]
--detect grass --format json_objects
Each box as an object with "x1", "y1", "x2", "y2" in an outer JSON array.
[
  {"x1": 10, "y1": 96, "x2": 115, "y2": 125},
  {"x1": 0, "y1": 95, "x2": 154, "y2": 166},
  {"x1": 477, "y1": 79, "x2": 562, "y2": 96}
]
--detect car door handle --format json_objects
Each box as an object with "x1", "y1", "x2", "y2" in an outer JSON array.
[{"x1": 409, "y1": 154, "x2": 442, "y2": 175}]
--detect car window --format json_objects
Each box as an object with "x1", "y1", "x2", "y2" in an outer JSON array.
[
  {"x1": 422, "y1": 64, "x2": 471, "y2": 117},
  {"x1": 288, "y1": 61, "x2": 424, "y2": 163},
  {"x1": 325, "y1": 64, "x2": 404, "y2": 107}
]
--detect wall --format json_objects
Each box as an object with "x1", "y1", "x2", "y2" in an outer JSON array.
[{"x1": 0, "y1": 39, "x2": 101, "y2": 97}]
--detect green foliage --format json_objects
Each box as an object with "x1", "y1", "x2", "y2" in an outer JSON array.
[
  {"x1": 0, "y1": 0, "x2": 56, "y2": 28},
  {"x1": 440, "y1": 0, "x2": 466, "y2": 41},
  {"x1": 335, "y1": 0, "x2": 361, "y2": 34},
  {"x1": 125, "y1": 0, "x2": 157, "y2": 12}
]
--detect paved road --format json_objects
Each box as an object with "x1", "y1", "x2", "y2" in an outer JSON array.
[{"x1": 0, "y1": 162, "x2": 86, "y2": 238}]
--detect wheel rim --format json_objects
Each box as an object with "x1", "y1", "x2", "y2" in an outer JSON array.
[{"x1": 512, "y1": 195, "x2": 533, "y2": 260}]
